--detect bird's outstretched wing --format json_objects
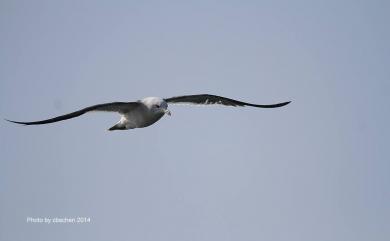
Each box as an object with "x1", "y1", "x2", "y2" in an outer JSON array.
[
  {"x1": 164, "y1": 94, "x2": 290, "y2": 108},
  {"x1": 6, "y1": 102, "x2": 140, "y2": 125}
]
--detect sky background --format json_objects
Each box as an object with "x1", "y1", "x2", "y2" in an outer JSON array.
[{"x1": 0, "y1": 0, "x2": 389, "y2": 240}]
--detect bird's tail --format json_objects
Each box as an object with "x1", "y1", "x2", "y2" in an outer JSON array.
[{"x1": 108, "y1": 123, "x2": 127, "y2": 131}]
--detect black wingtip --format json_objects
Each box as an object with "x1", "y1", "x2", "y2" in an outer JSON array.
[
  {"x1": 270, "y1": 101, "x2": 291, "y2": 108},
  {"x1": 282, "y1": 101, "x2": 291, "y2": 106},
  {"x1": 250, "y1": 100, "x2": 292, "y2": 108},
  {"x1": 4, "y1": 119, "x2": 28, "y2": 125}
]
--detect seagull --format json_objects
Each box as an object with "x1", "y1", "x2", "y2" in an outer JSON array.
[{"x1": 6, "y1": 94, "x2": 291, "y2": 131}]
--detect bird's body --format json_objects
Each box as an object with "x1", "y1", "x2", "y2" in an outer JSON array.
[
  {"x1": 109, "y1": 97, "x2": 167, "y2": 130},
  {"x1": 6, "y1": 94, "x2": 290, "y2": 131}
]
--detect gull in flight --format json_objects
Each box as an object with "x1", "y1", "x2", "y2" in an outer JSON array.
[{"x1": 6, "y1": 94, "x2": 291, "y2": 131}]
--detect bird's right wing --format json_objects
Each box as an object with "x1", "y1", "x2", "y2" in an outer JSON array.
[{"x1": 6, "y1": 102, "x2": 140, "y2": 125}]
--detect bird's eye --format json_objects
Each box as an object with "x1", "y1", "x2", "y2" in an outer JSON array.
[{"x1": 155, "y1": 104, "x2": 160, "y2": 108}]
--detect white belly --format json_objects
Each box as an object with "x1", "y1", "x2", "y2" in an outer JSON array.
[{"x1": 122, "y1": 108, "x2": 164, "y2": 129}]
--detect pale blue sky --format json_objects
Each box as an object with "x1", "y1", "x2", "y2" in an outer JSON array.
[{"x1": 0, "y1": 1, "x2": 389, "y2": 241}]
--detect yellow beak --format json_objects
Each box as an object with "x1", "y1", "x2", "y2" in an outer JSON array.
[{"x1": 164, "y1": 109, "x2": 172, "y2": 116}]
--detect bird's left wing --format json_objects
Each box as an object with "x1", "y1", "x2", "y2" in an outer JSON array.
[
  {"x1": 165, "y1": 94, "x2": 290, "y2": 108},
  {"x1": 6, "y1": 101, "x2": 140, "y2": 125}
]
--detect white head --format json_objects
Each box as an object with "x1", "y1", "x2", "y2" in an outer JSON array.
[{"x1": 141, "y1": 97, "x2": 171, "y2": 116}]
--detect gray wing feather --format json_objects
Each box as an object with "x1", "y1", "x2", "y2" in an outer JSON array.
[
  {"x1": 6, "y1": 102, "x2": 140, "y2": 125},
  {"x1": 165, "y1": 94, "x2": 290, "y2": 108}
]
